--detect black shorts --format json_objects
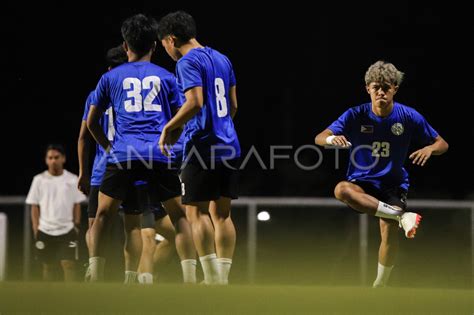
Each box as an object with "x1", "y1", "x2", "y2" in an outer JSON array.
[
  {"x1": 89, "y1": 183, "x2": 151, "y2": 217},
  {"x1": 353, "y1": 180, "x2": 408, "y2": 211},
  {"x1": 35, "y1": 229, "x2": 78, "y2": 263},
  {"x1": 100, "y1": 160, "x2": 181, "y2": 207},
  {"x1": 121, "y1": 181, "x2": 150, "y2": 215},
  {"x1": 141, "y1": 204, "x2": 167, "y2": 229},
  {"x1": 87, "y1": 185, "x2": 100, "y2": 218},
  {"x1": 180, "y1": 158, "x2": 239, "y2": 204}
]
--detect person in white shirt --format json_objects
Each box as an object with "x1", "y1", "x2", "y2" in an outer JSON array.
[{"x1": 26, "y1": 144, "x2": 86, "y2": 281}]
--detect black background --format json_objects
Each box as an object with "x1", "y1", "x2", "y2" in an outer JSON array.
[{"x1": 1, "y1": 3, "x2": 472, "y2": 199}]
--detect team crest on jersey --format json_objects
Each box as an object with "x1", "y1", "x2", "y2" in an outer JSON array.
[{"x1": 391, "y1": 123, "x2": 404, "y2": 136}]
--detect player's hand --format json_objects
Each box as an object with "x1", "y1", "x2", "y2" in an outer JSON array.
[
  {"x1": 168, "y1": 127, "x2": 183, "y2": 145},
  {"x1": 159, "y1": 127, "x2": 172, "y2": 157},
  {"x1": 409, "y1": 146, "x2": 433, "y2": 166},
  {"x1": 329, "y1": 135, "x2": 352, "y2": 147},
  {"x1": 78, "y1": 174, "x2": 90, "y2": 195}
]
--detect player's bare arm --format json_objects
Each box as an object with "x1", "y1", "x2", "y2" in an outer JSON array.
[
  {"x1": 31, "y1": 204, "x2": 40, "y2": 239},
  {"x1": 87, "y1": 105, "x2": 111, "y2": 152},
  {"x1": 229, "y1": 85, "x2": 238, "y2": 119},
  {"x1": 160, "y1": 86, "x2": 204, "y2": 156},
  {"x1": 315, "y1": 128, "x2": 351, "y2": 147},
  {"x1": 73, "y1": 203, "x2": 81, "y2": 234},
  {"x1": 409, "y1": 135, "x2": 449, "y2": 166},
  {"x1": 77, "y1": 120, "x2": 91, "y2": 194}
]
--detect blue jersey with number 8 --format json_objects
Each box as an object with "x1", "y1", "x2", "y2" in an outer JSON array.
[{"x1": 176, "y1": 47, "x2": 240, "y2": 161}]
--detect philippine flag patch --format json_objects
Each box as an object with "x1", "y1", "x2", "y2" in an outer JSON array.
[{"x1": 361, "y1": 125, "x2": 374, "y2": 133}]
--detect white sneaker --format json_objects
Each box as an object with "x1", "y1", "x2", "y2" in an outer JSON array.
[{"x1": 399, "y1": 212, "x2": 422, "y2": 238}]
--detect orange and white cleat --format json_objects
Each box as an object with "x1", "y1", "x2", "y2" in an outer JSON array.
[{"x1": 399, "y1": 212, "x2": 422, "y2": 238}]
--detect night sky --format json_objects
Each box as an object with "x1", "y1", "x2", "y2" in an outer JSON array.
[{"x1": 1, "y1": 3, "x2": 472, "y2": 199}]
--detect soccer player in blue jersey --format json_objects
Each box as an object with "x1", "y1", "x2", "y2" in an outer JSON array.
[
  {"x1": 78, "y1": 45, "x2": 151, "y2": 283},
  {"x1": 315, "y1": 61, "x2": 449, "y2": 287},
  {"x1": 158, "y1": 11, "x2": 240, "y2": 284},
  {"x1": 78, "y1": 44, "x2": 125, "y2": 251},
  {"x1": 86, "y1": 14, "x2": 196, "y2": 283}
]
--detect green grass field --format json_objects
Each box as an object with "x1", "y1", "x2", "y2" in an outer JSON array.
[{"x1": 0, "y1": 282, "x2": 472, "y2": 314}]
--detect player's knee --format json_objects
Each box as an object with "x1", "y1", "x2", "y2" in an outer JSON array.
[
  {"x1": 213, "y1": 208, "x2": 231, "y2": 222},
  {"x1": 334, "y1": 182, "x2": 353, "y2": 201},
  {"x1": 96, "y1": 208, "x2": 111, "y2": 223},
  {"x1": 185, "y1": 208, "x2": 199, "y2": 223},
  {"x1": 142, "y1": 230, "x2": 156, "y2": 244}
]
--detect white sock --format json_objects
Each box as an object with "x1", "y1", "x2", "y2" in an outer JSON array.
[
  {"x1": 124, "y1": 271, "x2": 138, "y2": 284},
  {"x1": 88, "y1": 257, "x2": 105, "y2": 282},
  {"x1": 375, "y1": 202, "x2": 403, "y2": 220},
  {"x1": 181, "y1": 259, "x2": 197, "y2": 284},
  {"x1": 199, "y1": 253, "x2": 220, "y2": 284},
  {"x1": 138, "y1": 272, "x2": 153, "y2": 284},
  {"x1": 373, "y1": 262, "x2": 394, "y2": 287},
  {"x1": 217, "y1": 258, "x2": 232, "y2": 285}
]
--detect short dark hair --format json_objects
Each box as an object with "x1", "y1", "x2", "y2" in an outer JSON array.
[
  {"x1": 106, "y1": 44, "x2": 128, "y2": 68},
  {"x1": 157, "y1": 11, "x2": 196, "y2": 42},
  {"x1": 46, "y1": 144, "x2": 65, "y2": 156},
  {"x1": 121, "y1": 14, "x2": 158, "y2": 57}
]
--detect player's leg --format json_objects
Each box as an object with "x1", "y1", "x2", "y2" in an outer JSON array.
[
  {"x1": 154, "y1": 162, "x2": 197, "y2": 283},
  {"x1": 334, "y1": 181, "x2": 403, "y2": 220},
  {"x1": 84, "y1": 186, "x2": 98, "y2": 281},
  {"x1": 152, "y1": 215, "x2": 176, "y2": 282},
  {"x1": 373, "y1": 218, "x2": 399, "y2": 288},
  {"x1": 122, "y1": 213, "x2": 142, "y2": 284},
  {"x1": 186, "y1": 201, "x2": 221, "y2": 284},
  {"x1": 88, "y1": 164, "x2": 127, "y2": 281},
  {"x1": 373, "y1": 188, "x2": 407, "y2": 287},
  {"x1": 58, "y1": 229, "x2": 78, "y2": 282},
  {"x1": 209, "y1": 198, "x2": 235, "y2": 285},
  {"x1": 36, "y1": 231, "x2": 58, "y2": 281},
  {"x1": 162, "y1": 197, "x2": 197, "y2": 284},
  {"x1": 42, "y1": 263, "x2": 57, "y2": 281},
  {"x1": 153, "y1": 215, "x2": 176, "y2": 263},
  {"x1": 60, "y1": 260, "x2": 76, "y2": 282},
  {"x1": 85, "y1": 186, "x2": 99, "y2": 253},
  {"x1": 334, "y1": 181, "x2": 421, "y2": 238},
  {"x1": 88, "y1": 192, "x2": 121, "y2": 281},
  {"x1": 136, "y1": 207, "x2": 158, "y2": 284},
  {"x1": 180, "y1": 161, "x2": 220, "y2": 284},
  {"x1": 137, "y1": 227, "x2": 156, "y2": 284}
]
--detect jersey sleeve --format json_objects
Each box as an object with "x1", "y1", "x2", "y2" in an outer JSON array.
[
  {"x1": 327, "y1": 108, "x2": 356, "y2": 137},
  {"x1": 168, "y1": 75, "x2": 181, "y2": 111},
  {"x1": 25, "y1": 176, "x2": 40, "y2": 205},
  {"x1": 91, "y1": 75, "x2": 110, "y2": 111},
  {"x1": 177, "y1": 59, "x2": 202, "y2": 91},
  {"x1": 82, "y1": 92, "x2": 94, "y2": 121},
  {"x1": 412, "y1": 110, "x2": 439, "y2": 145}
]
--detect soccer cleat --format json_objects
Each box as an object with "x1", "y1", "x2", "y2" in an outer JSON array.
[{"x1": 399, "y1": 212, "x2": 422, "y2": 238}]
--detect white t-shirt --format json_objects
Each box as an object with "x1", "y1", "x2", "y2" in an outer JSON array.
[{"x1": 26, "y1": 170, "x2": 86, "y2": 236}]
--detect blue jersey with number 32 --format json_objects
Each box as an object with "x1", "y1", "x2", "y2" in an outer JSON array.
[
  {"x1": 328, "y1": 102, "x2": 438, "y2": 190},
  {"x1": 92, "y1": 62, "x2": 181, "y2": 164},
  {"x1": 176, "y1": 47, "x2": 240, "y2": 161}
]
